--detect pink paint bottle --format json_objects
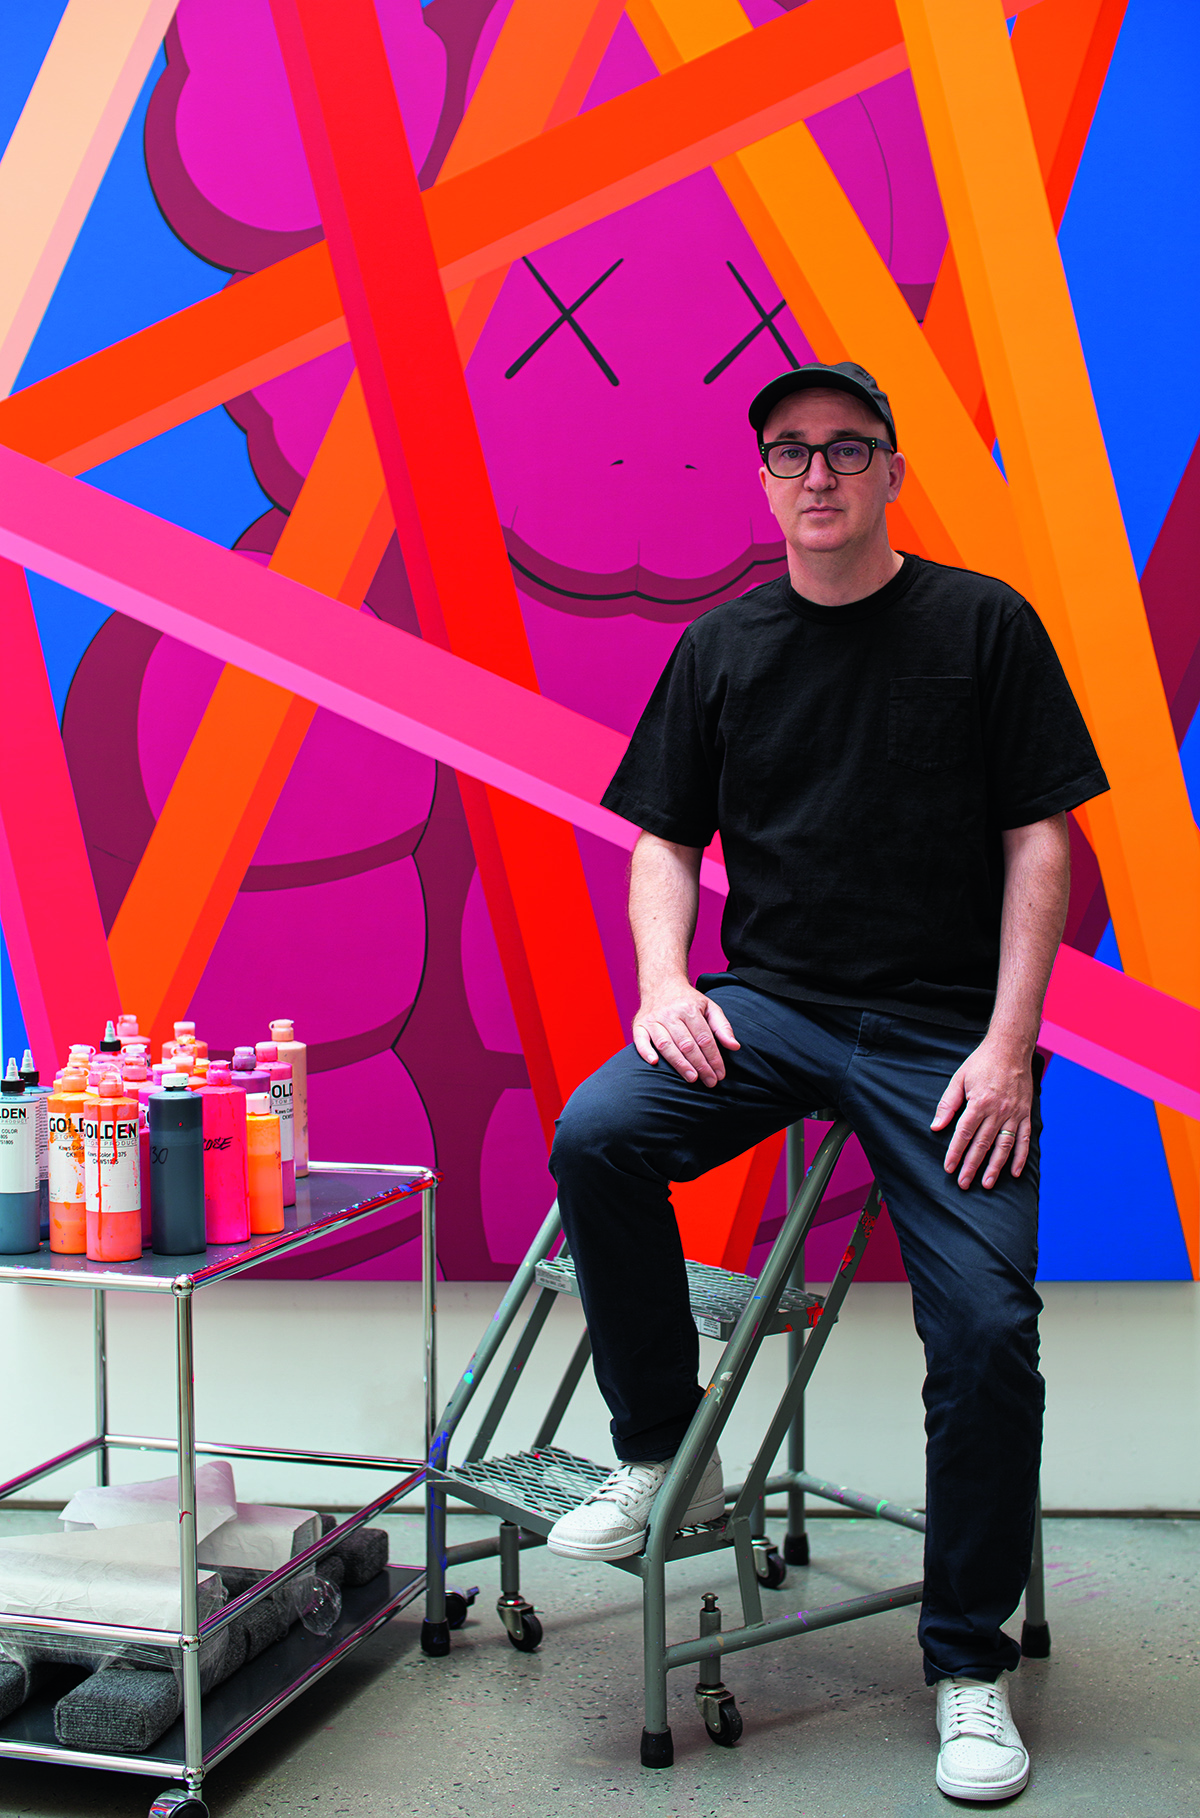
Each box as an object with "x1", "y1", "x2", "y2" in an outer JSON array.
[
  {"x1": 231, "y1": 1048, "x2": 270, "y2": 1097},
  {"x1": 200, "y1": 1073, "x2": 250, "y2": 1245},
  {"x1": 255, "y1": 1043, "x2": 294, "y2": 1205}
]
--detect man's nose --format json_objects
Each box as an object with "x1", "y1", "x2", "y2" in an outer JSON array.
[{"x1": 804, "y1": 452, "x2": 836, "y2": 488}]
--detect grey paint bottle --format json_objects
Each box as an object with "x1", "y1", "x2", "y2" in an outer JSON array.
[
  {"x1": 0, "y1": 1060, "x2": 40, "y2": 1253},
  {"x1": 149, "y1": 1075, "x2": 206, "y2": 1254}
]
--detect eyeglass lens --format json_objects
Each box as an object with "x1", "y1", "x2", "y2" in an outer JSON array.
[{"x1": 765, "y1": 439, "x2": 874, "y2": 478}]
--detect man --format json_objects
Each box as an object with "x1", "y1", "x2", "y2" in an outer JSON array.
[{"x1": 545, "y1": 362, "x2": 1109, "y2": 1802}]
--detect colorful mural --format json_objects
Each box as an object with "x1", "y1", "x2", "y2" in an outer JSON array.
[{"x1": 0, "y1": 0, "x2": 1197, "y2": 1286}]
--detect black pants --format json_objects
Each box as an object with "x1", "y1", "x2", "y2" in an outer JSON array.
[{"x1": 549, "y1": 983, "x2": 1044, "y2": 1682}]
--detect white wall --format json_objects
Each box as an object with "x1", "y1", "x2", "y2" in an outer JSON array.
[{"x1": 0, "y1": 1277, "x2": 1196, "y2": 1515}]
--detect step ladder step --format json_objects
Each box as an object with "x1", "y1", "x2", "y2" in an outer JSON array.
[
  {"x1": 535, "y1": 1255, "x2": 823, "y2": 1341},
  {"x1": 445, "y1": 1447, "x2": 729, "y2": 1551},
  {"x1": 449, "y1": 1446, "x2": 610, "y2": 1527}
]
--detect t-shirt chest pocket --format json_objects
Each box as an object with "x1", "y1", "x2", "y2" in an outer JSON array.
[{"x1": 887, "y1": 676, "x2": 973, "y2": 772}]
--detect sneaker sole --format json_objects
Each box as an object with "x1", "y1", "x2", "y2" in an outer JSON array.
[
  {"x1": 546, "y1": 1491, "x2": 725, "y2": 1563},
  {"x1": 546, "y1": 1530, "x2": 647, "y2": 1561},
  {"x1": 936, "y1": 1759, "x2": 1030, "y2": 1802}
]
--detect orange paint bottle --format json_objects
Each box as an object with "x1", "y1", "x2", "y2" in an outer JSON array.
[
  {"x1": 245, "y1": 1092, "x2": 284, "y2": 1235},
  {"x1": 48, "y1": 1071, "x2": 88, "y2": 1254},
  {"x1": 83, "y1": 1080, "x2": 142, "y2": 1262}
]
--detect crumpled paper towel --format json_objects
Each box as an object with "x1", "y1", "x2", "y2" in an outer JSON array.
[
  {"x1": 59, "y1": 1460, "x2": 236, "y2": 1542},
  {"x1": 0, "y1": 1522, "x2": 222, "y2": 1631},
  {"x1": 198, "y1": 1505, "x2": 320, "y2": 1571}
]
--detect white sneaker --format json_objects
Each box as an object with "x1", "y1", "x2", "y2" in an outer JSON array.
[
  {"x1": 935, "y1": 1672, "x2": 1030, "y2": 1802},
  {"x1": 546, "y1": 1450, "x2": 724, "y2": 1561}
]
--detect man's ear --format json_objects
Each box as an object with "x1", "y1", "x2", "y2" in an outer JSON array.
[{"x1": 886, "y1": 450, "x2": 906, "y2": 504}]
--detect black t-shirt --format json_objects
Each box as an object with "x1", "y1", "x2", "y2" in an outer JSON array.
[{"x1": 602, "y1": 553, "x2": 1109, "y2": 1031}]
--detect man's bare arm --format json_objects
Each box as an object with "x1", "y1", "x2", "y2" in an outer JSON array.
[
  {"x1": 629, "y1": 831, "x2": 740, "y2": 1086},
  {"x1": 932, "y1": 812, "x2": 1070, "y2": 1189}
]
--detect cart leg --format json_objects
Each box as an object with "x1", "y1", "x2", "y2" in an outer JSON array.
[
  {"x1": 1021, "y1": 1486, "x2": 1051, "y2": 1657},
  {"x1": 94, "y1": 1289, "x2": 109, "y2": 1487},
  {"x1": 640, "y1": 1552, "x2": 673, "y2": 1768},
  {"x1": 174, "y1": 1283, "x2": 204, "y2": 1798},
  {"x1": 783, "y1": 1125, "x2": 808, "y2": 1567},
  {"x1": 421, "y1": 1476, "x2": 450, "y2": 1656}
]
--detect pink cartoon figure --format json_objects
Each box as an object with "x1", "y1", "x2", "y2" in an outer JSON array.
[{"x1": 67, "y1": 0, "x2": 948, "y2": 1278}]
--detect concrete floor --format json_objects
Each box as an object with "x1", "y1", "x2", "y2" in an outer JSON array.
[{"x1": 0, "y1": 1513, "x2": 1194, "y2": 1818}]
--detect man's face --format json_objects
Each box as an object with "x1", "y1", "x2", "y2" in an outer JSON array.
[{"x1": 758, "y1": 388, "x2": 905, "y2": 558}]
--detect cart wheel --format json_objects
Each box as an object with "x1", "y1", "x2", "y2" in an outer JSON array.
[
  {"x1": 149, "y1": 1791, "x2": 209, "y2": 1816},
  {"x1": 505, "y1": 1610, "x2": 543, "y2": 1652},
  {"x1": 754, "y1": 1546, "x2": 788, "y2": 1590},
  {"x1": 705, "y1": 1699, "x2": 743, "y2": 1748},
  {"x1": 445, "y1": 1586, "x2": 478, "y2": 1630}
]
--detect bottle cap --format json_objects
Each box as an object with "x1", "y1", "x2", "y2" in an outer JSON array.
[
  {"x1": 123, "y1": 1063, "x2": 148, "y2": 1082},
  {"x1": 161, "y1": 1040, "x2": 178, "y2": 1060},
  {"x1": 270, "y1": 1020, "x2": 294, "y2": 1042},
  {"x1": 172, "y1": 1053, "x2": 196, "y2": 1074},
  {"x1": 206, "y1": 1064, "x2": 232, "y2": 1084},
  {"x1": 246, "y1": 1092, "x2": 271, "y2": 1116},
  {"x1": 173, "y1": 1022, "x2": 196, "y2": 1037},
  {"x1": 99, "y1": 1020, "x2": 121, "y2": 1053},
  {"x1": 255, "y1": 1042, "x2": 278, "y2": 1062},
  {"x1": 2, "y1": 1059, "x2": 24, "y2": 1095},
  {"x1": 117, "y1": 1013, "x2": 139, "y2": 1033},
  {"x1": 60, "y1": 1071, "x2": 87, "y2": 1093},
  {"x1": 162, "y1": 1074, "x2": 190, "y2": 1091},
  {"x1": 98, "y1": 1079, "x2": 124, "y2": 1099}
]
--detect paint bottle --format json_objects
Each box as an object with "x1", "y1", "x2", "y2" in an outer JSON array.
[
  {"x1": 19, "y1": 1051, "x2": 51, "y2": 1239},
  {"x1": 122, "y1": 1062, "x2": 152, "y2": 1239},
  {"x1": 200, "y1": 1076, "x2": 250, "y2": 1245},
  {"x1": 269, "y1": 1020, "x2": 308, "y2": 1176},
  {"x1": 83, "y1": 1080, "x2": 141, "y2": 1263},
  {"x1": 231, "y1": 1048, "x2": 270, "y2": 1097},
  {"x1": 245, "y1": 1092, "x2": 284, "y2": 1234},
  {"x1": 255, "y1": 1043, "x2": 295, "y2": 1205},
  {"x1": 99, "y1": 1020, "x2": 122, "y2": 1055},
  {"x1": 48, "y1": 1070, "x2": 89, "y2": 1254},
  {"x1": 149, "y1": 1076, "x2": 206, "y2": 1255},
  {"x1": 0, "y1": 1061, "x2": 41, "y2": 1253}
]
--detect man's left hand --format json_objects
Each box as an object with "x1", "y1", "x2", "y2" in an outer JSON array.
[{"x1": 931, "y1": 1037, "x2": 1034, "y2": 1190}]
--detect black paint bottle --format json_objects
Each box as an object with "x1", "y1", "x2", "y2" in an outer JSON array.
[{"x1": 149, "y1": 1076, "x2": 206, "y2": 1254}]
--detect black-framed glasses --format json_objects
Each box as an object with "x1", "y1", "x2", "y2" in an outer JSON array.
[{"x1": 759, "y1": 436, "x2": 893, "y2": 479}]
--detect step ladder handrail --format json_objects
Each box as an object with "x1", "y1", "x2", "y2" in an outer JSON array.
[{"x1": 644, "y1": 1118, "x2": 854, "y2": 1561}]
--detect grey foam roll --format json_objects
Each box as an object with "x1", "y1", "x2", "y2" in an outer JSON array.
[
  {"x1": 0, "y1": 1658, "x2": 27, "y2": 1721},
  {"x1": 54, "y1": 1666, "x2": 179, "y2": 1754},
  {"x1": 336, "y1": 1527, "x2": 388, "y2": 1587},
  {"x1": 237, "y1": 1592, "x2": 291, "y2": 1662}
]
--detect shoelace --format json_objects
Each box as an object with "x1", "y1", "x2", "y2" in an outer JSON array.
[
  {"x1": 585, "y1": 1464, "x2": 663, "y2": 1511},
  {"x1": 942, "y1": 1681, "x2": 1005, "y2": 1743}
]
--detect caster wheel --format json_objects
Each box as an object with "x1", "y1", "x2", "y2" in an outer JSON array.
[
  {"x1": 505, "y1": 1611, "x2": 543, "y2": 1652},
  {"x1": 783, "y1": 1532, "x2": 810, "y2": 1567},
  {"x1": 420, "y1": 1617, "x2": 451, "y2": 1656},
  {"x1": 149, "y1": 1792, "x2": 208, "y2": 1817},
  {"x1": 705, "y1": 1700, "x2": 744, "y2": 1748},
  {"x1": 446, "y1": 1587, "x2": 478, "y2": 1631},
  {"x1": 640, "y1": 1726, "x2": 674, "y2": 1768},
  {"x1": 1020, "y1": 1619, "x2": 1051, "y2": 1658},
  {"x1": 754, "y1": 1546, "x2": 788, "y2": 1590}
]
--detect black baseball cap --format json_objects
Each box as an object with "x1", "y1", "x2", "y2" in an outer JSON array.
[{"x1": 748, "y1": 361, "x2": 896, "y2": 448}]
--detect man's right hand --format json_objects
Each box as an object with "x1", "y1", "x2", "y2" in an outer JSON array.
[{"x1": 632, "y1": 982, "x2": 741, "y2": 1087}]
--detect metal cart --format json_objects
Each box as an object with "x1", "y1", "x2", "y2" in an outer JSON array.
[
  {"x1": 0, "y1": 1161, "x2": 437, "y2": 1816},
  {"x1": 422, "y1": 1116, "x2": 1048, "y2": 1766}
]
